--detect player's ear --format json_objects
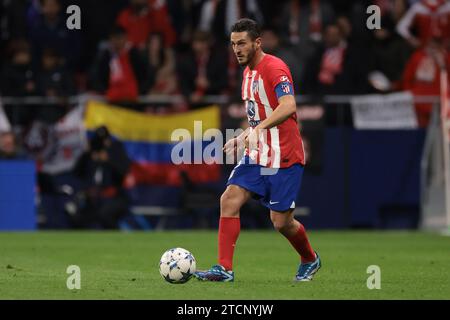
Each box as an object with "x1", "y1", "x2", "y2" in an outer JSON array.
[{"x1": 255, "y1": 37, "x2": 262, "y2": 49}]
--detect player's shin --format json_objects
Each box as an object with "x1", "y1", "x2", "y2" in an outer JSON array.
[
  {"x1": 283, "y1": 221, "x2": 316, "y2": 264},
  {"x1": 218, "y1": 216, "x2": 240, "y2": 271}
]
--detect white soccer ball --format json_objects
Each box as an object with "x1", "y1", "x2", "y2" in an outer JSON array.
[{"x1": 159, "y1": 248, "x2": 196, "y2": 284}]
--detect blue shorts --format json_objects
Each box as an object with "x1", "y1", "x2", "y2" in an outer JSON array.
[{"x1": 227, "y1": 156, "x2": 304, "y2": 212}]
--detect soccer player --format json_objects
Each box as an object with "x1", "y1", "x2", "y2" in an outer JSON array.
[{"x1": 194, "y1": 18, "x2": 321, "y2": 282}]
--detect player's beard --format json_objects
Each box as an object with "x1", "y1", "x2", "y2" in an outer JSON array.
[{"x1": 239, "y1": 44, "x2": 257, "y2": 66}]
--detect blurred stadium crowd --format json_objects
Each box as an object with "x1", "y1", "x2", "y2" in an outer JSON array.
[
  {"x1": 1, "y1": 0, "x2": 450, "y2": 229},
  {"x1": 0, "y1": 0, "x2": 449, "y2": 124}
]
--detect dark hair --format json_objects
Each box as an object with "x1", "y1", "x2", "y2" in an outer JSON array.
[
  {"x1": 90, "y1": 126, "x2": 110, "y2": 151},
  {"x1": 230, "y1": 18, "x2": 261, "y2": 40}
]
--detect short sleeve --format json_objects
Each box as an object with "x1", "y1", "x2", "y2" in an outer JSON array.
[{"x1": 268, "y1": 66, "x2": 294, "y2": 99}]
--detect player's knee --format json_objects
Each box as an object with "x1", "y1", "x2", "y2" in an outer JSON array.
[
  {"x1": 220, "y1": 191, "x2": 242, "y2": 216},
  {"x1": 272, "y1": 220, "x2": 287, "y2": 233},
  {"x1": 220, "y1": 191, "x2": 231, "y2": 206},
  {"x1": 271, "y1": 219, "x2": 294, "y2": 234}
]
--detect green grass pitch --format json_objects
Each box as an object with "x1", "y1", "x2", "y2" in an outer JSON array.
[{"x1": 0, "y1": 231, "x2": 449, "y2": 299}]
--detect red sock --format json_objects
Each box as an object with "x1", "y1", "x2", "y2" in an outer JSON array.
[
  {"x1": 286, "y1": 223, "x2": 316, "y2": 263},
  {"x1": 218, "y1": 217, "x2": 240, "y2": 271}
]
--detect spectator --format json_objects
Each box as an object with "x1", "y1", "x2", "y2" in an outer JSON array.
[
  {"x1": 89, "y1": 26, "x2": 149, "y2": 103},
  {"x1": 373, "y1": 0, "x2": 408, "y2": 24},
  {"x1": 334, "y1": 0, "x2": 376, "y2": 46},
  {"x1": 368, "y1": 16, "x2": 414, "y2": 92},
  {"x1": 35, "y1": 48, "x2": 76, "y2": 124},
  {"x1": 261, "y1": 27, "x2": 303, "y2": 93},
  {"x1": 76, "y1": 0, "x2": 128, "y2": 71},
  {"x1": 177, "y1": 31, "x2": 228, "y2": 105},
  {"x1": 303, "y1": 24, "x2": 369, "y2": 95},
  {"x1": 1, "y1": 40, "x2": 36, "y2": 97},
  {"x1": 192, "y1": 0, "x2": 264, "y2": 42},
  {"x1": 146, "y1": 32, "x2": 178, "y2": 95},
  {"x1": 72, "y1": 126, "x2": 131, "y2": 229},
  {"x1": 165, "y1": 0, "x2": 192, "y2": 47},
  {"x1": 402, "y1": 34, "x2": 450, "y2": 127},
  {"x1": 1, "y1": 39, "x2": 37, "y2": 126},
  {"x1": 226, "y1": 44, "x2": 243, "y2": 98},
  {"x1": 396, "y1": 0, "x2": 450, "y2": 48},
  {"x1": 280, "y1": 0, "x2": 335, "y2": 45},
  {"x1": 278, "y1": 0, "x2": 335, "y2": 68},
  {"x1": 116, "y1": 0, "x2": 177, "y2": 50},
  {"x1": 0, "y1": 131, "x2": 28, "y2": 160},
  {"x1": 36, "y1": 48, "x2": 76, "y2": 98},
  {"x1": 336, "y1": 15, "x2": 352, "y2": 40},
  {"x1": 303, "y1": 23, "x2": 370, "y2": 126},
  {"x1": 28, "y1": 0, "x2": 82, "y2": 70}
]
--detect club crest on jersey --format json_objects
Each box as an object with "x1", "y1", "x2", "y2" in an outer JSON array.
[
  {"x1": 252, "y1": 80, "x2": 259, "y2": 94},
  {"x1": 281, "y1": 83, "x2": 291, "y2": 94},
  {"x1": 280, "y1": 76, "x2": 290, "y2": 82}
]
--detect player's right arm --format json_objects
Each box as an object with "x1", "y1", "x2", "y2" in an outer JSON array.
[{"x1": 223, "y1": 127, "x2": 250, "y2": 155}]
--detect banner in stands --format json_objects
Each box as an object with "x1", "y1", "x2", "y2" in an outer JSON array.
[
  {"x1": 84, "y1": 101, "x2": 221, "y2": 186},
  {"x1": 351, "y1": 92, "x2": 418, "y2": 129}
]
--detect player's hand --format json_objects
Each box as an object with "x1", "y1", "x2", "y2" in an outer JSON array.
[
  {"x1": 247, "y1": 127, "x2": 260, "y2": 155},
  {"x1": 223, "y1": 137, "x2": 238, "y2": 155}
]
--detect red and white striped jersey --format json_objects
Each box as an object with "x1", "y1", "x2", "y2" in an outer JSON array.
[{"x1": 242, "y1": 54, "x2": 305, "y2": 168}]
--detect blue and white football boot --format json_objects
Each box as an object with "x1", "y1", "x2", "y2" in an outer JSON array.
[
  {"x1": 194, "y1": 264, "x2": 234, "y2": 282},
  {"x1": 294, "y1": 251, "x2": 321, "y2": 282}
]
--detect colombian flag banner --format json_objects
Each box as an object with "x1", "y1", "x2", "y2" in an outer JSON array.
[{"x1": 84, "y1": 101, "x2": 221, "y2": 186}]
